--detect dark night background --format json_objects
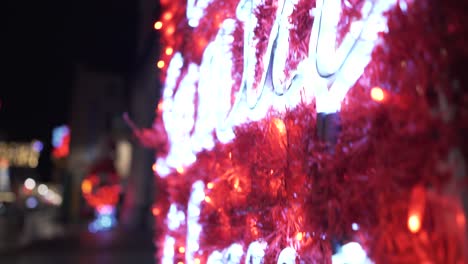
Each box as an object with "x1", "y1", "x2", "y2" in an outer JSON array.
[
  {"x1": 1, "y1": 1, "x2": 160, "y2": 259},
  {"x1": 2, "y1": 0, "x2": 143, "y2": 179}
]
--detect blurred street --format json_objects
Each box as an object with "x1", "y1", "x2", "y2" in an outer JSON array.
[{"x1": 0, "y1": 224, "x2": 155, "y2": 264}]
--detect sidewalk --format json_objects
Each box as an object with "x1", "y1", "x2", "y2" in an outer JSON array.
[{"x1": 0, "y1": 225, "x2": 155, "y2": 264}]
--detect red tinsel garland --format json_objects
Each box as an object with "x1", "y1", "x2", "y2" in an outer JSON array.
[
  {"x1": 284, "y1": 0, "x2": 315, "y2": 80},
  {"x1": 336, "y1": 0, "x2": 366, "y2": 47},
  {"x1": 147, "y1": 0, "x2": 468, "y2": 262},
  {"x1": 253, "y1": 0, "x2": 279, "y2": 89},
  {"x1": 231, "y1": 20, "x2": 244, "y2": 106}
]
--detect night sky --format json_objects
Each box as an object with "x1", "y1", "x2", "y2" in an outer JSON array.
[
  {"x1": 2, "y1": 0, "x2": 138, "y2": 142},
  {"x1": 2, "y1": 0, "x2": 139, "y2": 179}
]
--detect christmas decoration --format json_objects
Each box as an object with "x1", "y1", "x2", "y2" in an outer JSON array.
[
  {"x1": 81, "y1": 150, "x2": 120, "y2": 232},
  {"x1": 144, "y1": 0, "x2": 468, "y2": 262}
]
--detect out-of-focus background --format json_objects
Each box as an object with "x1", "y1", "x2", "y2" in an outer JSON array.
[{"x1": 1, "y1": 0, "x2": 161, "y2": 263}]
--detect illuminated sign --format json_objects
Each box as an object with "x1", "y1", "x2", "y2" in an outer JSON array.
[
  {"x1": 156, "y1": 0, "x2": 407, "y2": 263},
  {"x1": 0, "y1": 141, "x2": 42, "y2": 168},
  {"x1": 52, "y1": 125, "x2": 70, "y2": 159}
]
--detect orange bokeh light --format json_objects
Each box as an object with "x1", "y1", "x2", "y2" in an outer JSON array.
[
  {"x1": 177, "y1": 262, "x2": 184, "y2": 264},
  {"x1": 152, "y1": 207, "x2": 160, "y2": 216},
  {"x1": 178, "y1": 246, "x2": 186, "y2": 253},
  {"x1": 370, "y1": 87, "x2": 385, "y2": 102},
  {"x1": 152, "y1": 163, "x2": 157, "y2": 172},
  {"x1": 204, "y1": 196, "x2": 212, "y2": 203},
  {"x1": 456, "y1": 212, "x2": 466, "y2": 227},
  {"x1": 154, "y1": 21, "x2": 163, "y2": 30},
  {"x1": 207, "y1": 182, "x2": 214, "y2": 189},
  {"x1": 233, "y1": 178, "x2": 240, "y2": 190},
  {"x1": 163, "y1": 12, "x2": 173, "y2": 21},
  {"x1": 81, "y1": 179, "x2": 92, "y2": 194},
  {"x1": 157, "y1": 101, "x2": 165, "y2": 112},
  {"x1": 272, "y1": 118, "x2": 286, "y2": 135},
  {"x1": 194, "y1": 258, "x2": 201, "y2": 264},
  {"x1": 166, "y1": 25, "x2": 175, "y2": 35},
  {"x1": 176, "y1": 167, "x2": 184, "y2": 174},
  {"x1": 295, "y1": 232, "x2": 304, "y2": 241},
  {"x1": 157, "y1": 60, "x2": 165, "y2": 69},
  {"x1": 165, "y1": 47, "x2": 174, "y2": 56},
  {"x1": 408, "y1": 214, "x2": 421, "y2": 233}
]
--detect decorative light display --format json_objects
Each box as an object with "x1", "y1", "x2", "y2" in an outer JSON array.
[
  {"x1": 81, "y1": 173, "x2": 120, "y2": 210},
  {"x1": 144, "y1": 0, "x2": 468, "y2": 262},
  {"x1": 0, "y1": 141, "x2": 42, "y2": 168},
  {"x1": 24, "y1": 178, "x2": 36, "y2": 191},
  {"x1": 81, "y1": 156, "x2": 120, "y2": 232},
  {"x1": 88, "y1": 205, "x2": 118, "y2": 233},
  {"x1": 52, "y1": 125, "x2": 70, "y2": 159}
]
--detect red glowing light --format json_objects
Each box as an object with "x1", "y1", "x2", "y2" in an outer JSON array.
[
  {"x1": 81, "y1": 167, "x2": 120, "y2": 209},
  {"x1": 163, "y1": 12, "x2": 173, "y2": 21},
  {"x1": 166, "y1": 25, "x2": 175, "y2": 35},
  {"x1": 456, "y1": 212, "x2": 466, "y2": 227},
  {"x1": 152, "y1": 207, "x2": 161, "y2": 216}
]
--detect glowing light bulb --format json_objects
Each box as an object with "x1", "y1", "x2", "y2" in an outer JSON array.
[
  {"x1": 177, "y1": 262, "x2": 184, "y2": 264},
  {"x1": 163, "y1": 12, "x2": 173, "y2": 20},
  {"x1": 233, "y1": 178, "x2": 240, "y2": 190},
  {"x1": 152, "y1": 207, "x2": 160, "y2": 216},
  {"x1": 176, "y1": 167, "x2": 184, "y2": 174},
  {"x1": 178, "y1": 246, "x2": 186, "y2": 253},
  {"x1": 370, "y1": 87, "x2": 385, "y2": 102},
  {"x1": 81, "y1": 179, "x2": 92, "y2": 194},
  {"x1": 207, "y1": 182, "x2": 214, "y2": 189},
  {"x1": 272, "y1": 118, "x2": 286, "y2": 135},
  {"x1": 157, "y1": 101, "x2": 165, "y2": 112},
  {"x1": 295, "y1": 232, "x2": 304, "y2": 241},
  {"x1": 165, "y1": 47, "x2": 174, "y2": 56},
  {"x1": 194, "y1": 258, "x2": 201, "y2": 264},
  {"x1": 166, "y1": 25, "x2": 175, "y2": 35},
  {"x1": 157, "y1": 60, "x2": 165, "y2": 69},
  {"x1": 408, "y1": 214, "x2": 421, "y2": 233},
  {"x1": 204, "y1": 196, "x2": 212, "y2": 203},
  {"x1": 154, "y1": 21, "x2": 163, "y2": 30},
  {"x1": 408, "y1": 185, "x2": 425, "y2": 234},
  {"x1": 152, "y1": 163, "x2": 158, "y2": 172}
]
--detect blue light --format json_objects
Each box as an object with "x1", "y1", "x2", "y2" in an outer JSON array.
[
  {"x1": 52, "y1": 125, "x2": 70, "y2": 148},
  {"x1": 32, "y1": 140, "x2": 43, "y2": 152},
  {"x1": 26, "y1": 197, "x2": 38, "y2": 209},
  {"x1": 100, "y1": 215, "x2": 112, "y2": 228},
  {"x1": 88, "y1": 208, "x2": 117, "y2": 232}
]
